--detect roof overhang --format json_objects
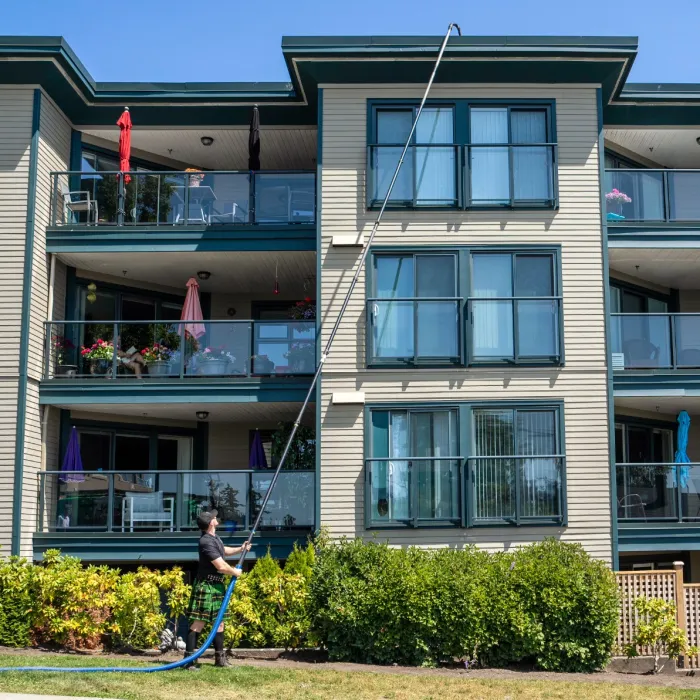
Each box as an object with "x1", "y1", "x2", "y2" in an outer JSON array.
[
  {"x1": 605, "y1": 83, "x2": 700, "y2": 126},
  {"x1": 0, "y1": 34, "x2": 640, "y2": 128}
]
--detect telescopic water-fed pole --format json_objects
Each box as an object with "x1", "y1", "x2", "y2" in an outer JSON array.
[{"x1": 0, "y1": 22, "x2": 462, "y2": 674}]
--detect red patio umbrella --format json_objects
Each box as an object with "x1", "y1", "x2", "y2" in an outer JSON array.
[
  {"x1": 180, "y1": 277, "x2": 206, "y2": 340},
  {"x1": 117, "y1": 107, "x2": 132, "y2": 184}
]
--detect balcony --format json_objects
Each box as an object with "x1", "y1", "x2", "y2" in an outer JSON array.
[
  {"x1": 47, "y1": 170, "x2": 317, "y2": 253},
  {"x1": 367, "y1": 144, "x2": 558, "y2": 209},
  {"x1": 34, "y1": 469, "x2": 315, "y2": 562},
  {"x1": 605, "y1": 169, "x2": 700, "y2": 243},
  {"x1": 366, "y1": 296, "x2": 562, "y2": 366},
  {"x1": 41, "y1": 319, "x2": 316, "y2": 405}
]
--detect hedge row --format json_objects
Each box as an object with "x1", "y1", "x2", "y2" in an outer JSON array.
[{"x1": 0, "y1": 539, "x2": 619, "y2": 671}]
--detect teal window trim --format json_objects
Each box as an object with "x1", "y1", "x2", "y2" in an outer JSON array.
[
  {"x1": 609, "y1": 277, "x2": 676, "y2": 311},
  {"x1": 366, "y1": 98, "x2": 558, "y2": 211},
  {"x1": 604, "y1": 148, "x2": 649, "y2": 170},
  {"x1": 467, "y1": 402, "x2": 566, "y2": 528},
  {"x1": 364, "y1": 399, "x2": 567, "y2": 531},
  {"x1": 366, "y1": 245, "x2": 564, "y2": 369}
]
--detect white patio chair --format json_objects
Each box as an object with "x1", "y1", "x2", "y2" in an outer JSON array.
[
  {"x1": 618, "y1": 493, "x2": 647, "y2": 521},
  {"x1": 61, "y1": 184, "x2": 98, "y2": 225},
  {"x1": 208, "y1": 202, "x2": 240, "y2": 224},
  {"x1": 121, "y1": 491, "x2": 174, "y2": 532}
]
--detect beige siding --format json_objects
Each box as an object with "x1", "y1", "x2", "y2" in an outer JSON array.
[
  {"x1": 319, "y1": 85, "x2": 611, "y2": 561},
  {"x1": 0, "y1": 86, "x2": 34, "y2": 553}
]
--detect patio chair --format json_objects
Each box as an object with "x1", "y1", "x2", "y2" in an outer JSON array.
[
  {"x1": 61, "y1": 184, "x2": 98, "y2": 225},
  {"x1": 618, "y1": 493, "x2": 647, "y2": 520},
  {"x1": 623, "y1": 338, "x2": 660, "y2": 368},
  {"x1": 208, "y1": 202, "x2": 240, "y2": 224},
  {"x1": 121, "y1": 491, "x2": 174, "y2": 532}
]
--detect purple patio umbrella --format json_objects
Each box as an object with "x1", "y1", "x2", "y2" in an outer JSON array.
[
  {"x1": 60, "y1": 426, "x2": 84, "y2": 482},
  {"x1": 249, "y1": 429, "x2": 269, "y2": 469}
]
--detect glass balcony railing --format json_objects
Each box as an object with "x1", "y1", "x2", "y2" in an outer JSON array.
[
  {"x1": 610, "y1": 313, "x2": 700, "y2": 370},
  {"x1": 605, "y1": 169, "x2": 700, "y2": 223},
  {"x1": 366, "y1": 298, "x2": 462, "y2": 364},
  {"x1": 49, "y1": 170, "x2": 316, "y2": 227},
  {"x1": 367, "y1": 144, "x2": 557, "y2": 209},
  {"x1": 44, "y1": 320, "x2": 316, "y2": 379},
  {"x1": 37, "y1": 469, "x2": 315, "y2": 533},
  {"x1": 616, "y1": 463, "x2": 700, "y2": 521},
  {"x1": 469, "y1": 455, "x2": 565, "y2": 525}
]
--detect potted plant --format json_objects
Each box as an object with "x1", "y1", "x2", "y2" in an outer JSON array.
[
  {"x1": 80, "y1": 339, "x2": 114, "y2": 376},
  {"x1": 192, "y1": 347, "x2": 234, "y2": 376},
  {"x1": 53, "y1": 334, "x2": 76, "y2": 378},
  {"x1": 185, "y1": 168, "x2": 205, "y2": 187},
  {"x1": 288, "y1": 297, "x2": 316, "y2": 323},
  {"x1": 252, "y1": 354, "x2": 275, "y2": 375},
  {"x1": 284, "y1": 341, "x2": 315, "y2": 374},
  {"x1": 605, "y1": 188, "x2": 632, "y2": 220},
  {"x1": 140, "y1": 343, "x2": 174, "y2": 377}
]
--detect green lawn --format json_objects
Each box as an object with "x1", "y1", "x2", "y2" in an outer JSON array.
[{"x1": 0, "y1": 653, "x2": 697, "y2": 700}]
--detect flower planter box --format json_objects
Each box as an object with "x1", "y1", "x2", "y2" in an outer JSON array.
[
  {"x1": 56, "y1": 364, "x2": 77, "y2": 379},
  {"x1": 148, "y1": 361, "x2": 172, "y2": 377},
  {"x1": 197, "y1": 360, "x2": 229, "y2": 376}
]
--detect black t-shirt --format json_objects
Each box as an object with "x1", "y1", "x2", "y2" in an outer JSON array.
[{"x1": 197, "y1": 533, "x2": 225, "y2": 577}]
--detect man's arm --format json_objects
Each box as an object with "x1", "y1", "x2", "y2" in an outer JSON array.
[
  {"x1": 210, "y1": 557, "x2": 242, "y2": 577},
  {"x1": 223, "y1": 541, "x2": 252, "y2": 557}
]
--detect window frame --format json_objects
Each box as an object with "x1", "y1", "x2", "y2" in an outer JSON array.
[
  {"x1": 364, "y1": 400, "x2": 567, "y2": 530},
  {"x1": 467, "y1": 402, "x2": 566, "y2": 527},
  {"x1": 367, "y1": 99, "x2": 558, "y2": 211},
  {"x1": 366, "y1": 246, "x2": 564, "y2": 369}
]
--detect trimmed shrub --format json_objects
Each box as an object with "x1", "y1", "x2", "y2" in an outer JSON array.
[
  {"x1": 111, "y1": 567, "x2": 190, "y2": 650},
  {"x1": 0, "y1": 557, "x2": 33, "y2": 647},
  {"x1": 225, "y1": 543, "x2": 315, "y2": 650},
  {"x1": 509, "y1": 539, "x2": 620, "y2": 671},
  {"x1": 310, "y1": 538, "x2": 619, "y2": 671}
]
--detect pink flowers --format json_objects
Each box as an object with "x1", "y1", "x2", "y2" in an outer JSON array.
[
  {"x1": 605, "y1": 188, "x2": 632, "y2": 204},
  {"x1": 80, "y1": 340, "x2": 114, "y2": 360}
]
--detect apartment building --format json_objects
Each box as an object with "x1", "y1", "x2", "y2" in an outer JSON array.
[{"x1": 0, "y1": 33, "x2": 695, "y2": 576}]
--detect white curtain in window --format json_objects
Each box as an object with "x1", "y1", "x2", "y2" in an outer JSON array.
[
  {"x1": 472, "y1": 254, "x2": 514, "y2": 358},
  {"x1": 511, "y1": 110, "x2": 550, "y2": 202},
  {"x1": 470, "y1": 108, "x2": 509, "y2": 204},
  {"x1": 414, "y1": 108, "x2": 455, "y2": 205},
  {"x1": 374, "y1": 257, "x2": 414, "y2": 358},
  {"x1": 389, "y1": 412, "x2": 409, "y2": 520}
]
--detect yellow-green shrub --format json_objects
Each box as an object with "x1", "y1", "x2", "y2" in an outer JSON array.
[{"x1": 0, "y1": 557, "x2": 34, "y2": 647}]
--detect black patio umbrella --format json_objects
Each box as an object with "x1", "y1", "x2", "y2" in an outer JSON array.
[{"x1": 248, "y1": 105, "x2": 261, "y2": 171}]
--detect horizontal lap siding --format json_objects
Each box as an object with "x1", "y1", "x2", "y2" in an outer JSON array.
[
  {"x1": 319, "y1": 85, "x2": 610, "y2": 562},
  {"x1": 0, "y1": 87, "x2": 33, "y2": 553}
]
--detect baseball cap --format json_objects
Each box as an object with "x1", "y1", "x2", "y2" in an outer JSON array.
[{"x1": 197, "y1": 509, "x2": 218, "y2": 531}]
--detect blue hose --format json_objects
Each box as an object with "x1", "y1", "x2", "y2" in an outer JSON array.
[{"x1": 0, "y1": 576, "x2": 238, "y2": 673}]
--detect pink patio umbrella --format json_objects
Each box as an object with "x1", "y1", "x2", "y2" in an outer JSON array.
[{"x1": 180, "y1": 277, "x2": 206, "y2": 340}]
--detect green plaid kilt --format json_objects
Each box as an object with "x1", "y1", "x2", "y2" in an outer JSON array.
[{"x1": 187, "y1": 579, "x2": 230, "y2": 624}]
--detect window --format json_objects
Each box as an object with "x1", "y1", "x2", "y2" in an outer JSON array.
[
  {"x1": 469, "y1": 107, "x2": 554, "y2": 206},
  {"x1": 369, "y1": 254, "x2": 460, "y2": 364},
  {"x1": 368, "y1": 101, "x2": 556, "y2": 210},
  {"x1": 471, "y1": 406, "x2": 564, "y2": 525},
  {"x1": 370, "y1": 107, "x2": 457, "y2": 207},
  {"x1": 367, "y1": 408, "x2": 461, "y2": 526},
  {"x1": 469, "y1": 252, "x2": 561, "y2": 363}
]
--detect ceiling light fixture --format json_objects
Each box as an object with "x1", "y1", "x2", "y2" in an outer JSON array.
[
  {"x1": 196, "y1": 411, "x2": 209, "y2": 421},
  {"x1": 197, "y1": 271, "x2": 211, "y2": 281},
  {"x1": 200, "y1": 136, "x2": 214, "y2": 146}
]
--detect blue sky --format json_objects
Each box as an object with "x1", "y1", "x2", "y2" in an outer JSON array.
[{"x1": 4, "y1": 0, "x2": 700, "y2": 84}]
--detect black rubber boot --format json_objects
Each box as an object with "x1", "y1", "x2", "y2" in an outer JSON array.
[
  {"x1": 214, "y1": 632, "x2": 230, "y2": 667},
  {"x1": 182, "y1": 629, "x2": 200, "y2": 671}
]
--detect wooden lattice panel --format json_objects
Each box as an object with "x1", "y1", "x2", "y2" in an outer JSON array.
[
  {"x1": 686, "y1": 585, "x2": 700, "y2": 668},
  {"x1": 616, "y1": 570, "x2": 677, "y2": 656}
]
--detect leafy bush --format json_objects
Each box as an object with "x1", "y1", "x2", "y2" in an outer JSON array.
[
  {"x1": 111, "y1": 567, "x2": 190, "y2": 650},
  {"x1": 310, "y1": 538, "x2": 619, "y2": 671},
  {"x1": 0, "y1": 557, "x2": 34, "y2": 647},
  {"x1": 509, "y1": 539, "x2": 620, "y2": 672},
  {"x1": 225, "y1": 543, "x2": 315, "y2": 650},
  {"x1": 30, "y1": 550, "x2": 118, "y2": 650}
]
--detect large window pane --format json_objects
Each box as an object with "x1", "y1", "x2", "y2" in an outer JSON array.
[
  {"x1": 511, "y1": 110, "x2": 551, "y2": 202},
  {"x1": 414, "y1": 108, "x2": 455, "y2": 205},
  {"x1": 470, "y1": 108, "x2": 509, "y2": 204},
  {"x1": 515, "y1": 255, "x2": 553, "y2": 297},
  {"x1": 517, "y1": 300, "x2": 559, "y2": 357},
  {"x1": 375, "y1": 110, "x2": 413, "y2": 203}
]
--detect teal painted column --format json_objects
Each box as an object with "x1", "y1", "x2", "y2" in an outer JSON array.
[
  {"x1": 597, "y1": 87, "x2": 619, "y2": 570},
  {"x1": 12, "y1": 89, "x2": 42, "y2": 555},
  {"x1": 314, "y1": 88, "x2": 323, "y2": 534}
]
